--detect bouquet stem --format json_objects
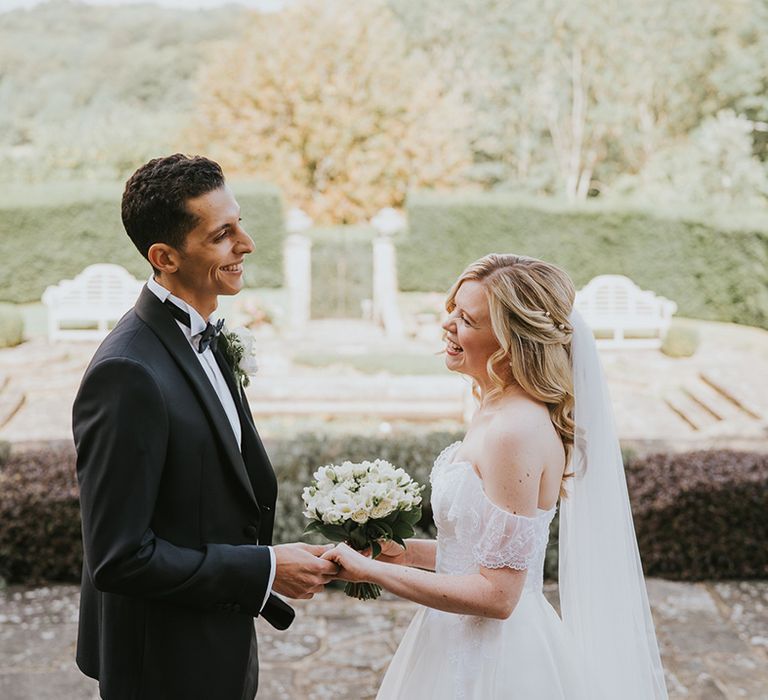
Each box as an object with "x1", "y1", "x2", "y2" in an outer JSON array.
[{"x1": 344, "y1": 581, "x2": 382, "y2": 600}]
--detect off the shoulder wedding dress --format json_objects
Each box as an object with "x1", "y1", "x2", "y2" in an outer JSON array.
[{"x1": 376, "y1": 441, "x2": 592, "y2": 699}]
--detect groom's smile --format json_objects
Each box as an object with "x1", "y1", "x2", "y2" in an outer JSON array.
[{"x1": 220, "y1": 262, "x2": 244, "y2": 273}]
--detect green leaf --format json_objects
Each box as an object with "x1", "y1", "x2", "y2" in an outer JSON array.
[
  {"x1": 366, "y1": 522, "x2": 386, "y2": 540},
  {"x1": 400, "y1": 507, "x2": 422, "y2": 525},
  {"x1": 372, "y1": 521, "x2": 393, "y2": 538},
  {"x1": 392, "y1": 521, "x2": 415, "y2": 540},
  {"x1": 326, "y1": 524, "x2": 350, "y2": 541},
  {"x1": 348, "y1": 527, "x2": 370, "y2": 550},
  {"x1": 311, "y1": 523, "x2": 348, "y2": 542}
]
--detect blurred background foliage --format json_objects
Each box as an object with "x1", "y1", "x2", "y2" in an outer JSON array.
[
  {"x1": 189, "y1": 0, "x2": 472, "y2": 223},
  {"x1": 0, "y1": 181, "x2": 284, "y2": 302},
  {"x1": 400, "y1": 192, "x2": 768, "y2": 328},
  {"x1": 1, "y1": 0, "x2": 767, "y2": 221},
  {"x1": 0, "y1": 2, "x2": 242, "y2": 182}
]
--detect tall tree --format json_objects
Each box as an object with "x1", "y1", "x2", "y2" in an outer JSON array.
[
  {"x1": 389, "y1": 0, "x2": 767, "y2": 202},
  {"x1": 706, "y1": 0, "x2": 768, "y2": 161},
  {"x1": 0, "y1": 1, "x2": 243, "y2": 182},
  {"x1": 189, "y1": 0, "x2": 472, "y2": 224}
]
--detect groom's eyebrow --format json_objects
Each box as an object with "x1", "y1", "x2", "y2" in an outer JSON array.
[
  {"x1": 207, "y1": 209, "x2": 242, "y2": 238},
  {"x1": 206, "y1": 225, "x2": 227, "y2": 239}
]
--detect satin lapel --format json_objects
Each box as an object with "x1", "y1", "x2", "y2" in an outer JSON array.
[
  {"x1": 213, "y1": 347, "x2": 278, "y2": 502},
  {"x1": 134, "y1": 287, "x2": 257, "y2": 505}
]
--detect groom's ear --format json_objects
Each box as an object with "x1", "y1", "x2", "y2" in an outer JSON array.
[{"x1": 147, "y1": 242, "x2": 180, "y2": 274}]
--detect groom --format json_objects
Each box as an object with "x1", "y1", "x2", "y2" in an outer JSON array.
[{"x1": 73, "y1": 154, "x2": 338, "y2": 700}]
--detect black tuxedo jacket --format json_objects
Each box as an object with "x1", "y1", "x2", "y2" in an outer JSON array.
[{"x1": 73, "y1": 287, "x2": 294, "y2": 700}]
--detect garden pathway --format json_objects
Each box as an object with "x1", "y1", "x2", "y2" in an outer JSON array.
[
  {"x1": 0, "y1": 581, "x2": 766, "y2": 699},
  {"x1": 1, "y1": 318, "x2": 767, "y2": 450}
]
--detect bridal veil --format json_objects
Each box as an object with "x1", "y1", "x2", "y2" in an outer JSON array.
[{"x1": 559, "y1": 310, "x2": 668, "y2": 699}]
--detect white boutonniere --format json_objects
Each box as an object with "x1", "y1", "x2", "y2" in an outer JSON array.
[{"x1": 220, "y1": 326, "x2": 259, "y2": 388}]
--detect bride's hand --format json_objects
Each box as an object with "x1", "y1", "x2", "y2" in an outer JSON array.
[
  {"x1": 321, "y1": 543, "x2": 378, "y2": 583},
  {"x1": 374, "y1": 539, "x2": 407, "y2": 565}
]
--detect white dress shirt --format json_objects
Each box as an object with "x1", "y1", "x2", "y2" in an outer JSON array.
[{"x1": 147, "y1": 276, "x2": 275, "y2": 611}]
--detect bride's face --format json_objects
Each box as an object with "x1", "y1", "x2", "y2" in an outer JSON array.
[{"x1": 441, "y1": 280, "x2": 503, "y2": 384}]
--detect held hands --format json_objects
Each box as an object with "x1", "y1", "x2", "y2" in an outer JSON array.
[
  {"x1": 321, "y1": 542, "x2": 379, "y2": 583},
  {"x1": 271, "y1": 539, "x2": 399, "y2": 599},
  {"x1": 272, "y1": 543, "x2": 340, "y2": 600}
]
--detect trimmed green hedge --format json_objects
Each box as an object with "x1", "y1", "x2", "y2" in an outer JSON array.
[
  {"x1": 2, "y1": 436, "x2": 766, "y2": 585},
  {"x1": 233, "y1": 181, "x2": 286, "y2": 289},
  {"x1": 400, "y1": 192, "x2": 768, "y2": 329},
  {"x1": 310, "y1": 225, "x2": 374, "y2": 319},
  {"x1": 0, "y1": 180, "x2": 285, "y2": 303}
]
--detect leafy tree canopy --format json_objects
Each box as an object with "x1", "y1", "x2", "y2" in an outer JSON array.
[
  {"x1": 189, "y1": 0, "x2": 472, "y2": 223},
  {"x1": 0, "y1": 0, "x2": 245, "y2": 181}
]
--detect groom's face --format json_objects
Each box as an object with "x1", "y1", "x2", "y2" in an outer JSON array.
[{"x1": 174, "y1": 185, "x2": 254, "y2": 300}]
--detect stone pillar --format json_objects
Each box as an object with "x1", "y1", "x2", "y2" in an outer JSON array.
[
  {"x1": 284, "y1": 208, "x2": 313, "y2": 334},
  {"x1": 371, "y1": 208, "x2": 405, "y2": 338}
]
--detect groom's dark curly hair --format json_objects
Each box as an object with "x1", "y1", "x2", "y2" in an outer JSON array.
[{"x1": 121, "y1": 154, "x2": 225, "y2": 262}]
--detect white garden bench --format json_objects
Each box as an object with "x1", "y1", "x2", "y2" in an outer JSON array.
[
  {"x1": 574, "y1": 274, "x2": 677, "y2": 349},
  {"x1": 42, "y1": 264, "x2": 144, "y2": 341}
]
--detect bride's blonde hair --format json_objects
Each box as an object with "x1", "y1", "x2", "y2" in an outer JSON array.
[{"x1": 446, "y1": 254, "x2": 576, "y2": 495}]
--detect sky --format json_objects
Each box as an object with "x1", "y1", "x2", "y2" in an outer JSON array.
[{"x1": 0, "y1": 0, "x2": 282, "y2": 10}]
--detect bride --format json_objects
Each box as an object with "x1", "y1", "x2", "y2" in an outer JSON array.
[{"x1": 323, "y1": 254, "x2": 668, "y2": 699}]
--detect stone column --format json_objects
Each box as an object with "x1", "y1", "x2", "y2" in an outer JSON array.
[
  {"x1": 371, "y1": 208, "x2": 405, "y2": 338},
  {"x1": 284, "y1": 208, "x2": 313, "y2": 335}
]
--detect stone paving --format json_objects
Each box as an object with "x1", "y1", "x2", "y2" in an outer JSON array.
[{"x1": 0, "y1": 581, "x2": 766, "y2": 699}]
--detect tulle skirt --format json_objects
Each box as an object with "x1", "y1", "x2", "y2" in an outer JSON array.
[{"x1": 377, "y1": 590, "x2": 593, "y2": 699}]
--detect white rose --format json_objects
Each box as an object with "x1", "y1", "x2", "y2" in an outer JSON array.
[
  {"x1": 350, "y1": 509, "x2": 369, "y2": 524},
  {"x1": 371, "y1": 501, "x2": 395, "y2": 519}
]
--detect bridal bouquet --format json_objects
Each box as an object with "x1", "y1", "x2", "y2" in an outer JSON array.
[{"x1": 302, "y1": 459, "x2": 424, "y2": 600}]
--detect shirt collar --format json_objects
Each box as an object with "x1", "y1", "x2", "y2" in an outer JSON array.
[{"x1": 146, "y1": 275, "x2": 211, "y2": 337}]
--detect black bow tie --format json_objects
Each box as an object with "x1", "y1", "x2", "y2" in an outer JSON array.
[{"x1": 164, "y1": 300, "x2": 224, "y2": 354}]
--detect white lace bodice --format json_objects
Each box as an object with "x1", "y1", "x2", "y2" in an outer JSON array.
[
  {"x1": 430, "y1": 441, "x2": 556, "y2": 593},
  {"x1": 427, "y1": 442, "x2": 559, "y2": 698}
]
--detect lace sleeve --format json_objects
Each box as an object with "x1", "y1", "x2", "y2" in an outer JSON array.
[{"x1": 452, "y1": 474, "x2": 551, "y2": 571}]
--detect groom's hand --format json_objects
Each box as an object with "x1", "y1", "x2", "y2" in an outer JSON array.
[{"x1": 271, "y1": 543, "x2": 339, "y2": 600}]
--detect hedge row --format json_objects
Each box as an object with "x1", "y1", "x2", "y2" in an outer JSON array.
[
  {"x1": 1, "y1": 436, "x2": 765, "y2": 584},
  {"x1": 625, "y1": 449, "x2": 767, "y2": 580},
  {"x1": 0, "y1": 180, "x2": 285, "y2": 303},
  {"x1": 399, "y1": 192, "x2": 768, "y2": 329},
  {"x1": 0, "y1": 442, "x2": 82, "y2": 583}
]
